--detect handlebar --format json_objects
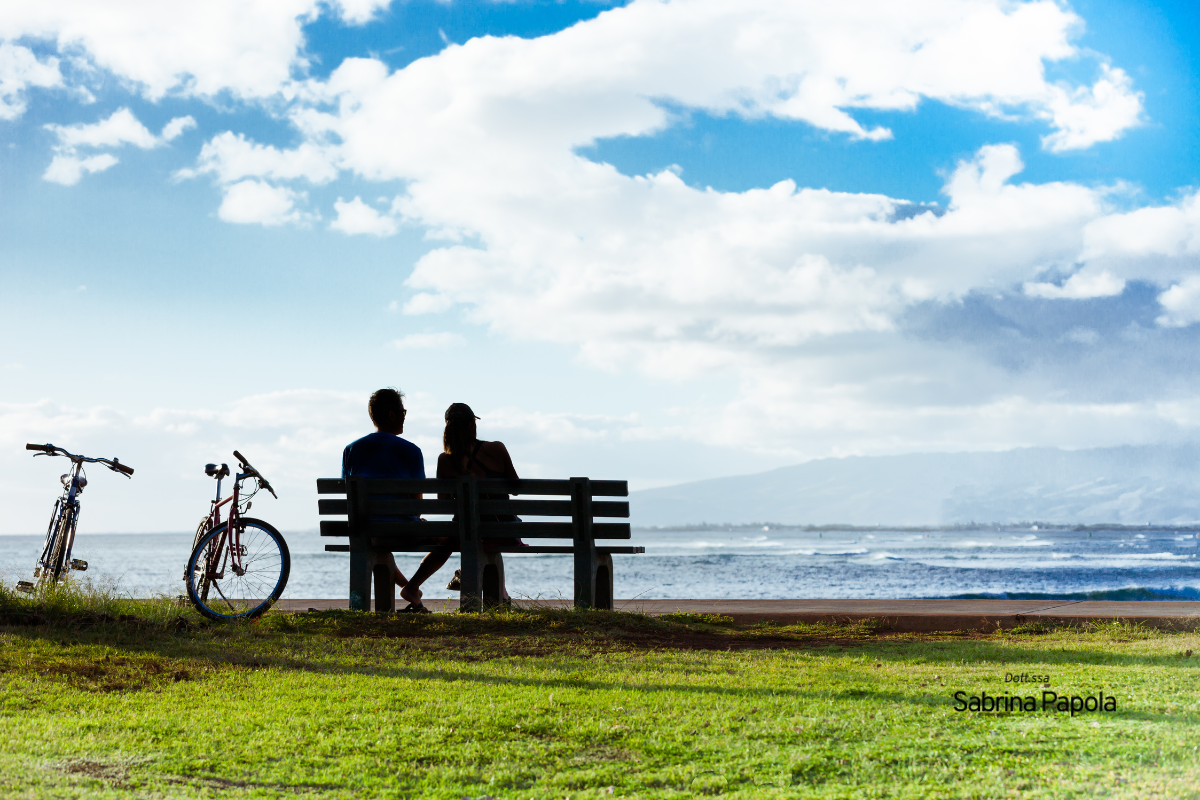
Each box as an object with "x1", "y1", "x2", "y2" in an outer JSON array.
[
  {"x1": 232, "y1": 450, "x2": 277, "y2": 499},
  {"x1": 24, "y1": 443, "x2": 134, "y2": 477}
]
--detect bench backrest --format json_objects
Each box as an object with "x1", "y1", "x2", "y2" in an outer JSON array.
[{"x1": 317, "y1": 476, "x2": 630, "y2": 544}]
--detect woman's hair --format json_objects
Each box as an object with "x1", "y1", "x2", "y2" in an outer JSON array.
[
  {"x1": 368, "y1": 387, "x2": 405, "y2": 428},
  {"x1": 443, "y1": 405, "x2": 478, "y2": 455}
]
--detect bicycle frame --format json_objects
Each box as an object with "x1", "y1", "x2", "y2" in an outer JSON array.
[
  {"x1": 200, "y1": 469, "x2": 254, "y2": 580},
  {"x1": 37, "y1": 457, "x2": 85, "y2": 576}
]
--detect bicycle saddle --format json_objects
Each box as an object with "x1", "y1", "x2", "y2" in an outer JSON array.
[{"x1": 205, "y1": 463, "x2": 230, "y2": 479}]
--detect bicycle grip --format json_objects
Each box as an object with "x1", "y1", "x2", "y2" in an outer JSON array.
[
  {"x1": 233, "y1": 449, "x2": 247, "y2": 466},
  {"x1": 112, "y1": 461, "x2": 134, "y2": 475},
  {"x1": 26, "y1": 443, "x2": 52, "y2": 452}
]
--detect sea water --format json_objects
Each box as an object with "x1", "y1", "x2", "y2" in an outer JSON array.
[{"x1": 1, "y1": 527, "x2": 1197, "y2": 601}]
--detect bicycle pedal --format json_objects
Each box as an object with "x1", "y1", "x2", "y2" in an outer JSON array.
[
  {"x1": 15, "y1": 581, "x2": 34, "y2": 593},
  {"x1": 70, "y1": 559, "x2": 88, "y2": 572}
]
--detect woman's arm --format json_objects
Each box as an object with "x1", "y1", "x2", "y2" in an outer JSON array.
[
  {"x1": 489, "y1": 441, "x2": 519, "y2": 480},
  {"x1": 435, "y1": 452, "x2": 453, "y2": 499}
]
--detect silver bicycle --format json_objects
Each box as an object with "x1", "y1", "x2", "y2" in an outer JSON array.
[{"x1": 17, "y1": 443, "x2": 133, "y2": 592}]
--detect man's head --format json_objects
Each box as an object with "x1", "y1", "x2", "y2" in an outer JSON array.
[{"x1": 369, "y1": 387, "x2": 406, "y2": 434}]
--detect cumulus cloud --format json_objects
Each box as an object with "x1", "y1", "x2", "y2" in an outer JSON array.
[
  {"x1": 1156, "y1": 278, "x2": 1200, "y2": 328},
  {"x1": 160, "y1": 115, "x2": 196, "y2": 141},
  {"x1": 0, "y1": 41, "x2": 61, "y2": 119},
  {"x1": 41, "y1": 108, "x2": 195, "y2": 184},
  {"x1": 1024, "y1": 269, "x2": 1125, "y2": 300},
  {"x1": 1041, "y1": 65, "x2": 1143, "y2": 152},
  {"x1": 45, "y1": 107, "x2": 159, "y2": 149},
  {"x1": 331, "y1": 196, "x2": 398, "y2": 236},
  {"x1": 217, "y1": 180, "x2": 313, "y2": 227},
  {"x1": 0, "y1": 1, "x2": 320, "y2": 100},
  {"x1": 178, "y1": 131, "x2": 339, "y2": 185},
  {"x1": 42, "y1": 152, "x2": 117, "y2": 185},
  {"x1": 330, "y1": 0, "x2": 393, "y2": 26}
]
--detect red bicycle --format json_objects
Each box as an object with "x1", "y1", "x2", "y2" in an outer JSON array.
[{"x1": 184, "y1": 450, "x2": 289, "y2": 620}]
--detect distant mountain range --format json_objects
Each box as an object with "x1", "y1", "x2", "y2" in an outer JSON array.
[{"x1": 629, "y1": 446, "x2": 1200, "y2": 527}]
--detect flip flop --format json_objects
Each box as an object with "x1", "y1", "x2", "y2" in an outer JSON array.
[{"x1": 399, "y1": 602, "x2": 430, "y2": 614}]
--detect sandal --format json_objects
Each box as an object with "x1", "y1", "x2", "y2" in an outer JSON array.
[
  {"x1": 399, "y1": 602, "x2": 430, "y2": 614},
  {"x1": 446, "y1": 569, "x2": 461, "y2": 591}
]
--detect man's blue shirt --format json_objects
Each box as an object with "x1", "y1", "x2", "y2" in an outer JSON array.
[
  {"x1": 342, "y1": 432, "x2": 425, "y2": 521},
  {"x1": 342, "y1": 432, "x2": 425, "y2": 481}
]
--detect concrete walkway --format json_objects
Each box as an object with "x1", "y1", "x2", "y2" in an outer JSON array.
[{"x1": 274, "y1": 598, "x2": 1200, "y2": 632}]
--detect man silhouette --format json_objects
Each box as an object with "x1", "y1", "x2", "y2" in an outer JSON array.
[{"x1": 341, "y1": 387, "x2": 435, "y2": 611}]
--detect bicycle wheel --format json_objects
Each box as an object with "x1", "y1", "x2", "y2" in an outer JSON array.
[
  {"x1": 185, "y1": 517, "x2": 290, "y2": 620},
  {"x1": 39, "y1": 505, "x2": 75, "y2": 586}
]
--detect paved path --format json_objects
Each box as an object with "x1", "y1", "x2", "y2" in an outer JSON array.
[{"x1": 274, "y1": 598, "x2": 1200, "y2": 632}]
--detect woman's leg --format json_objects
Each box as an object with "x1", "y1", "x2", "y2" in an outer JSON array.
[
  {"x1": 374, "y1": 550, "x2": 409, "y2": 587},
  {"x1": 399, "y1": 549, "x2": 452, "y2": 605}
]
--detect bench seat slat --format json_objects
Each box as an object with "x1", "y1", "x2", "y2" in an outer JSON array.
[
  {"x1": 471, "y1": 479, "x2": 627, "y2": 497},
  {"x1": 317, "y1": 478, "x2": 627, "y2": 497},
  {"x1": 476, "y1": 499, "x2": 628, "y2": 518},
  {"x1": 321, "y1": 521, "x2": 630, "y2": 538},
  {"x1": 477, "y1": 522, "x2": 630, "y2": 538},
  {"x1": 324, "y1": 544, "x2": 646, "y2": 554},
  {"x1": 363, "y1": 498, "x2": 458, "y2": 515}
]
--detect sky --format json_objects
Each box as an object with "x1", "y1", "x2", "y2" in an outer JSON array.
[{"x1": 1, "y1": 0, "x2": 1199, "y2": 534}]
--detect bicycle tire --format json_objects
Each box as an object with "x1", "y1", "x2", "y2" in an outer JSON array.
[
  {"x1": 185, "y1": 517, "x2": 290, "y2": 620},
  {"x1": 41, "y1": 505, "x2": 74, "y2": 586},
  {"x1": 35, "y1": 499, "x2": 62, "y2": 579}
]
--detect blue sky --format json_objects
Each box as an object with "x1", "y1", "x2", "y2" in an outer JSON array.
[{"x1": 1, "y1": 0, "x2": 1199, "y2": 533}]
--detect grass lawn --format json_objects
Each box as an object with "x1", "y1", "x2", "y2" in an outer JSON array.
[{"x1": 1, "y1": 587, "x2": 1198, "y2": 799}]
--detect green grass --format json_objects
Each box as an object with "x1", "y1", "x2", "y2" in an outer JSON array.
[{"x1": 1, "y1": 585, "x2": 1198, "y2": 798}]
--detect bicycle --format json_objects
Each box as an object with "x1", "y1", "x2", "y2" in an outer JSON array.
[
  {"x1": 17, "y1": 443, "x2": 134, "y2": 593},
  {"x1": 184, "y1": 450, "x2": 290, "y2": 620}
]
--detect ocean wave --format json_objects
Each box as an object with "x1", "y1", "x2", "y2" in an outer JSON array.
[{"x1": 790, "y1": 548, "x2": 871, "y2": 557}]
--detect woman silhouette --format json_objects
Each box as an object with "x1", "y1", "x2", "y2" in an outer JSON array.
[{"x1": 438, "y1": 402, "x2": 524, "y2": 600}]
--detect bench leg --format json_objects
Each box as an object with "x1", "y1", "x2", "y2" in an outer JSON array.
[
  {"x1": 373, "y1": 561, "x2": 395, "y2": 613},
  {"x1": 595, "y1": 553, "x2": 613, "y2": 611},
  {"x1": 459, "y1": 546, "x2": 483, "y2": 613},
  {"x1": 348, "y1": 538, "x2": 372, "y2": 612},
  {"x1": 482, "y1": 552, "x2": 505, "y2": 608}
]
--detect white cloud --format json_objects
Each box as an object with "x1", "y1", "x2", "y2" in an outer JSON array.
[
  {"x1": 217, "y1": 180, "x2": 313, "y2": 227},
  {"x1": 1156, "y1": 277, "x2": 1200, "y2": 329},
  {"x1": 42, "y1": 152, "x2": 117, "y2": 185},
  {"x1": 331, "y1": 196, "x2": 398, "y2": 236},
  {"x1": 0, "y1": 1, "x2": 319, "y2": 100},
  {"x1": 46, "y1": 107, "x2": 158, "y2": 149},
  {"x1": 391, "y1": 332, "x2": 466, "y2": 349},
  {"x1": 403, "y1": 293, "x2": 454, "y2": 314},
  {"x1": 331, "y1": 0, "x2": 393, "y2": 26},
  {"x1": 0, "y1": 42, "x2": 61, "y2": 119},
  {"x1": 160, "y1": 115, "x2": 196, "y2": 142},
  {"x1": 1024, "y1": 269, "x2": 1125, "y2": 300},
  {"x1": 180, "y1": 131, "x2": 339, "y2": 185},
  {"x1": 42, "y1": 108, "x2": 193, "y2": 185},
  {"x1": 1041, "y1": 66, "x2": 1143, "y2": 152}
]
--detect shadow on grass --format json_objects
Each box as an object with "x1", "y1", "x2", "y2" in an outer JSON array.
[{"x1": 4, "y1": 588, "x2": 1198, "y2": 724}]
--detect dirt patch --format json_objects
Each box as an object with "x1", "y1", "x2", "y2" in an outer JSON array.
[{"x1": 38, "y1": 655, "x2": 196, "y2": 692}]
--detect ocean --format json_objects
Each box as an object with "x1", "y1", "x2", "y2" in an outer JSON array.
[{"x1": 2, "y1": 526, "x2": 1198, "y2": 601}]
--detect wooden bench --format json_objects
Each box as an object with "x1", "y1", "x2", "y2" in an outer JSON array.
[{"x1": 317, "y1": 476, "x2": 642, "y2": 612}]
